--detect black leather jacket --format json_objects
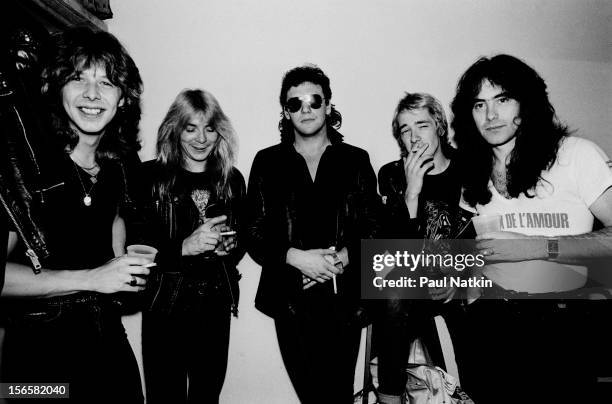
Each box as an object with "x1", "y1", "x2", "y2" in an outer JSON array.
[
  {"x1": 133, "y1": 160, "x2": 246, "y2": 316},
  {"x1": 0, "y1": 30, "x2": 64, "y2": 273},
  {"x1": 377, "y1": 160, "x2": 414, "y2": 238},
  {"x1": 0, "y1": 74, "x2": 136, "y2": 272},
  {"x1": 0, "y1": 66, "x2": 54, "y2": 272},
  {"x1": 246, "y1": 135, "x2": 381, "y2": 318}
]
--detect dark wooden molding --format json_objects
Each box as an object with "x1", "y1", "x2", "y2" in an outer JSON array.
[
  {"x1": 14, "y1": 0, "x2": 107, "y2": 32},
  {"x1": 79, "y1": 0, "x2": 113, "y2": 20}
]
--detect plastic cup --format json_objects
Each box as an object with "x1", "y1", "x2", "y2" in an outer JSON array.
[
  {"x1": 126, "y1": 244, "x2": 158, "y2": 263},
  {"x1": 471, "y1": 214, "x2": 502, "y2": 236}
]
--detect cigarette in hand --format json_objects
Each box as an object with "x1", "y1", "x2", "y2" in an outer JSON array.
[
  {"x1": 329, "y1": 246, "x2": 338, "y2": 295},
  {"x1": 220, "y1": 230, "x2": 236, "y2": 236},
  {"x1": 144, "y1": 262, "x2": 157, "y2": 268}
]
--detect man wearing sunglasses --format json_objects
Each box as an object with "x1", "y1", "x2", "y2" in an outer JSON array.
[{"x1": 246, "y1": 64, "x2": 380, "y2": 403}]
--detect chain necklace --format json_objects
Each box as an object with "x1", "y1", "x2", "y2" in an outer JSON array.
[
  {"x1": 71, "y1": 153, "x2": 99, "y2": 173},
  {"x1": 71, "y1": 159, "x2": 98, "y2": 206}
]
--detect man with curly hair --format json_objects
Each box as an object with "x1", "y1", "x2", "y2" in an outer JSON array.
[
  {"x1": 2, "y1": 27, "x2": 146, "y2": 403},
  {"x1": 452, "y1": 54, "x2": 612, "y2": 403}
]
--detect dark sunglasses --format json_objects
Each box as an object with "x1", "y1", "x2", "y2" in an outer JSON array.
[{"x1": 284, "y1": 94, "x2": 324, "y2": 113}]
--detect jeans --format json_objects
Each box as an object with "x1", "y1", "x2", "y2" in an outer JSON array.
[
  {"x1": 142, "y1": 275, "x2": 231, "y2": 404},
  {"x1": 1, "y1": 293, "x2": 143, "y2": 404},
  {"x1": 274, "y1": 295, "x2": 362, "y2": 404}
]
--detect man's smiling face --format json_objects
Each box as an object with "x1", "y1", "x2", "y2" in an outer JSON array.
[{"x1": 61, "y1": 64, "x2": 123, "y2": 137}]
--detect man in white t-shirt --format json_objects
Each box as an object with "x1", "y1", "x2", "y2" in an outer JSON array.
[{"x1": 450, "y1": 54, "x2": 612, "y2": 404}]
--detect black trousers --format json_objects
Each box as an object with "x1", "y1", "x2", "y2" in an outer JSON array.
[
  {"x1": 457, "y1": 298, "x2": 604, "y2": 404},
  {"x1": 142, "y1": 294, "x2": 230, "y2": 404},
  {"x1": 1, "y1": 295, "x2": 143, "y2": 404},
  {"x1": 274, "y1": 296, "x2": 362, "y2": 404},
  {"x1": 373, "y1": 298, "x2": 465, "y2": 396}
]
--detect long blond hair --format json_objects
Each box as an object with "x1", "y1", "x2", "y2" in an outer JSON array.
[{"x1": 156, "y1": 89, "x2": 237, "y2": 201}]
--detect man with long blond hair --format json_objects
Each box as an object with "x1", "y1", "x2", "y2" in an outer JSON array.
[{"x1": 135, "y1": 88, "x2": 245, "y2": 404}]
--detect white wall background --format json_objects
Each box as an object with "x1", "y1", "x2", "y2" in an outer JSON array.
[{"x1": 108, "y1": 1, "x2": 612, "y2": 403}]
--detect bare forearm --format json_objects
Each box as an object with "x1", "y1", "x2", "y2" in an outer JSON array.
[
  {"x1": 479, "y1": 227, "x2": 612, "y2": 265},
  {"x1": 518, "y1": 228, "x2": 612, "y2": 264},
  {"x1": 2, "y1": 262, "x2": 91, "y2": 298},
  {"x1": 556, "y1": 226, "x2": 612, "y2": 262},
  {"x1": 405, "y1": 194, "x2": 419, "y2": 218},
  {"x1": 112, "y1": 214, "x2": 126, "y2": 257}
]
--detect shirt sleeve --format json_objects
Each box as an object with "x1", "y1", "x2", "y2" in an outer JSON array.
[{"x1": 571, "y1": 138, "x2": 612, "y2": 207}]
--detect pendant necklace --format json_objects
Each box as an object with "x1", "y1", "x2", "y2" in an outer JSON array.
[{"x1": 71, "y1": 159, "x2": 99, "y2": 206}]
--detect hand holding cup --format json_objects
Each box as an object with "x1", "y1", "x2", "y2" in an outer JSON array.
[{"x1": 126, "y1": 244, "x2": 158, "y2": 287}]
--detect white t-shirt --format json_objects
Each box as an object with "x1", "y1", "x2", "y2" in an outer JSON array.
[{"x1": 461, "y1": 136, "x2": 612, "y2": 293}]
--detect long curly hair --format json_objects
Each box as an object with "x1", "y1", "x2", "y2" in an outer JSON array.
[
  {"x1": 41, "y1": 26, "x2": 143, "y2": 160},
  {"x1": 451, "y1": 54, "x2": 569, "y2": 207},
  {"x1": 391, "y1": 92, "x2": 454, "y2": 159},
  {"x1": 278, "y1": 64, "x2": 343, "y2": 144},
  {"x1": 155, "y1": 89, "x2": 237, "y2": 202}
]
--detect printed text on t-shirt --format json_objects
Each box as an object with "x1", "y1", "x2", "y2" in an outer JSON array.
[{"x1": 499, "y1": 212, "x2": 569, "y2": 230}]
